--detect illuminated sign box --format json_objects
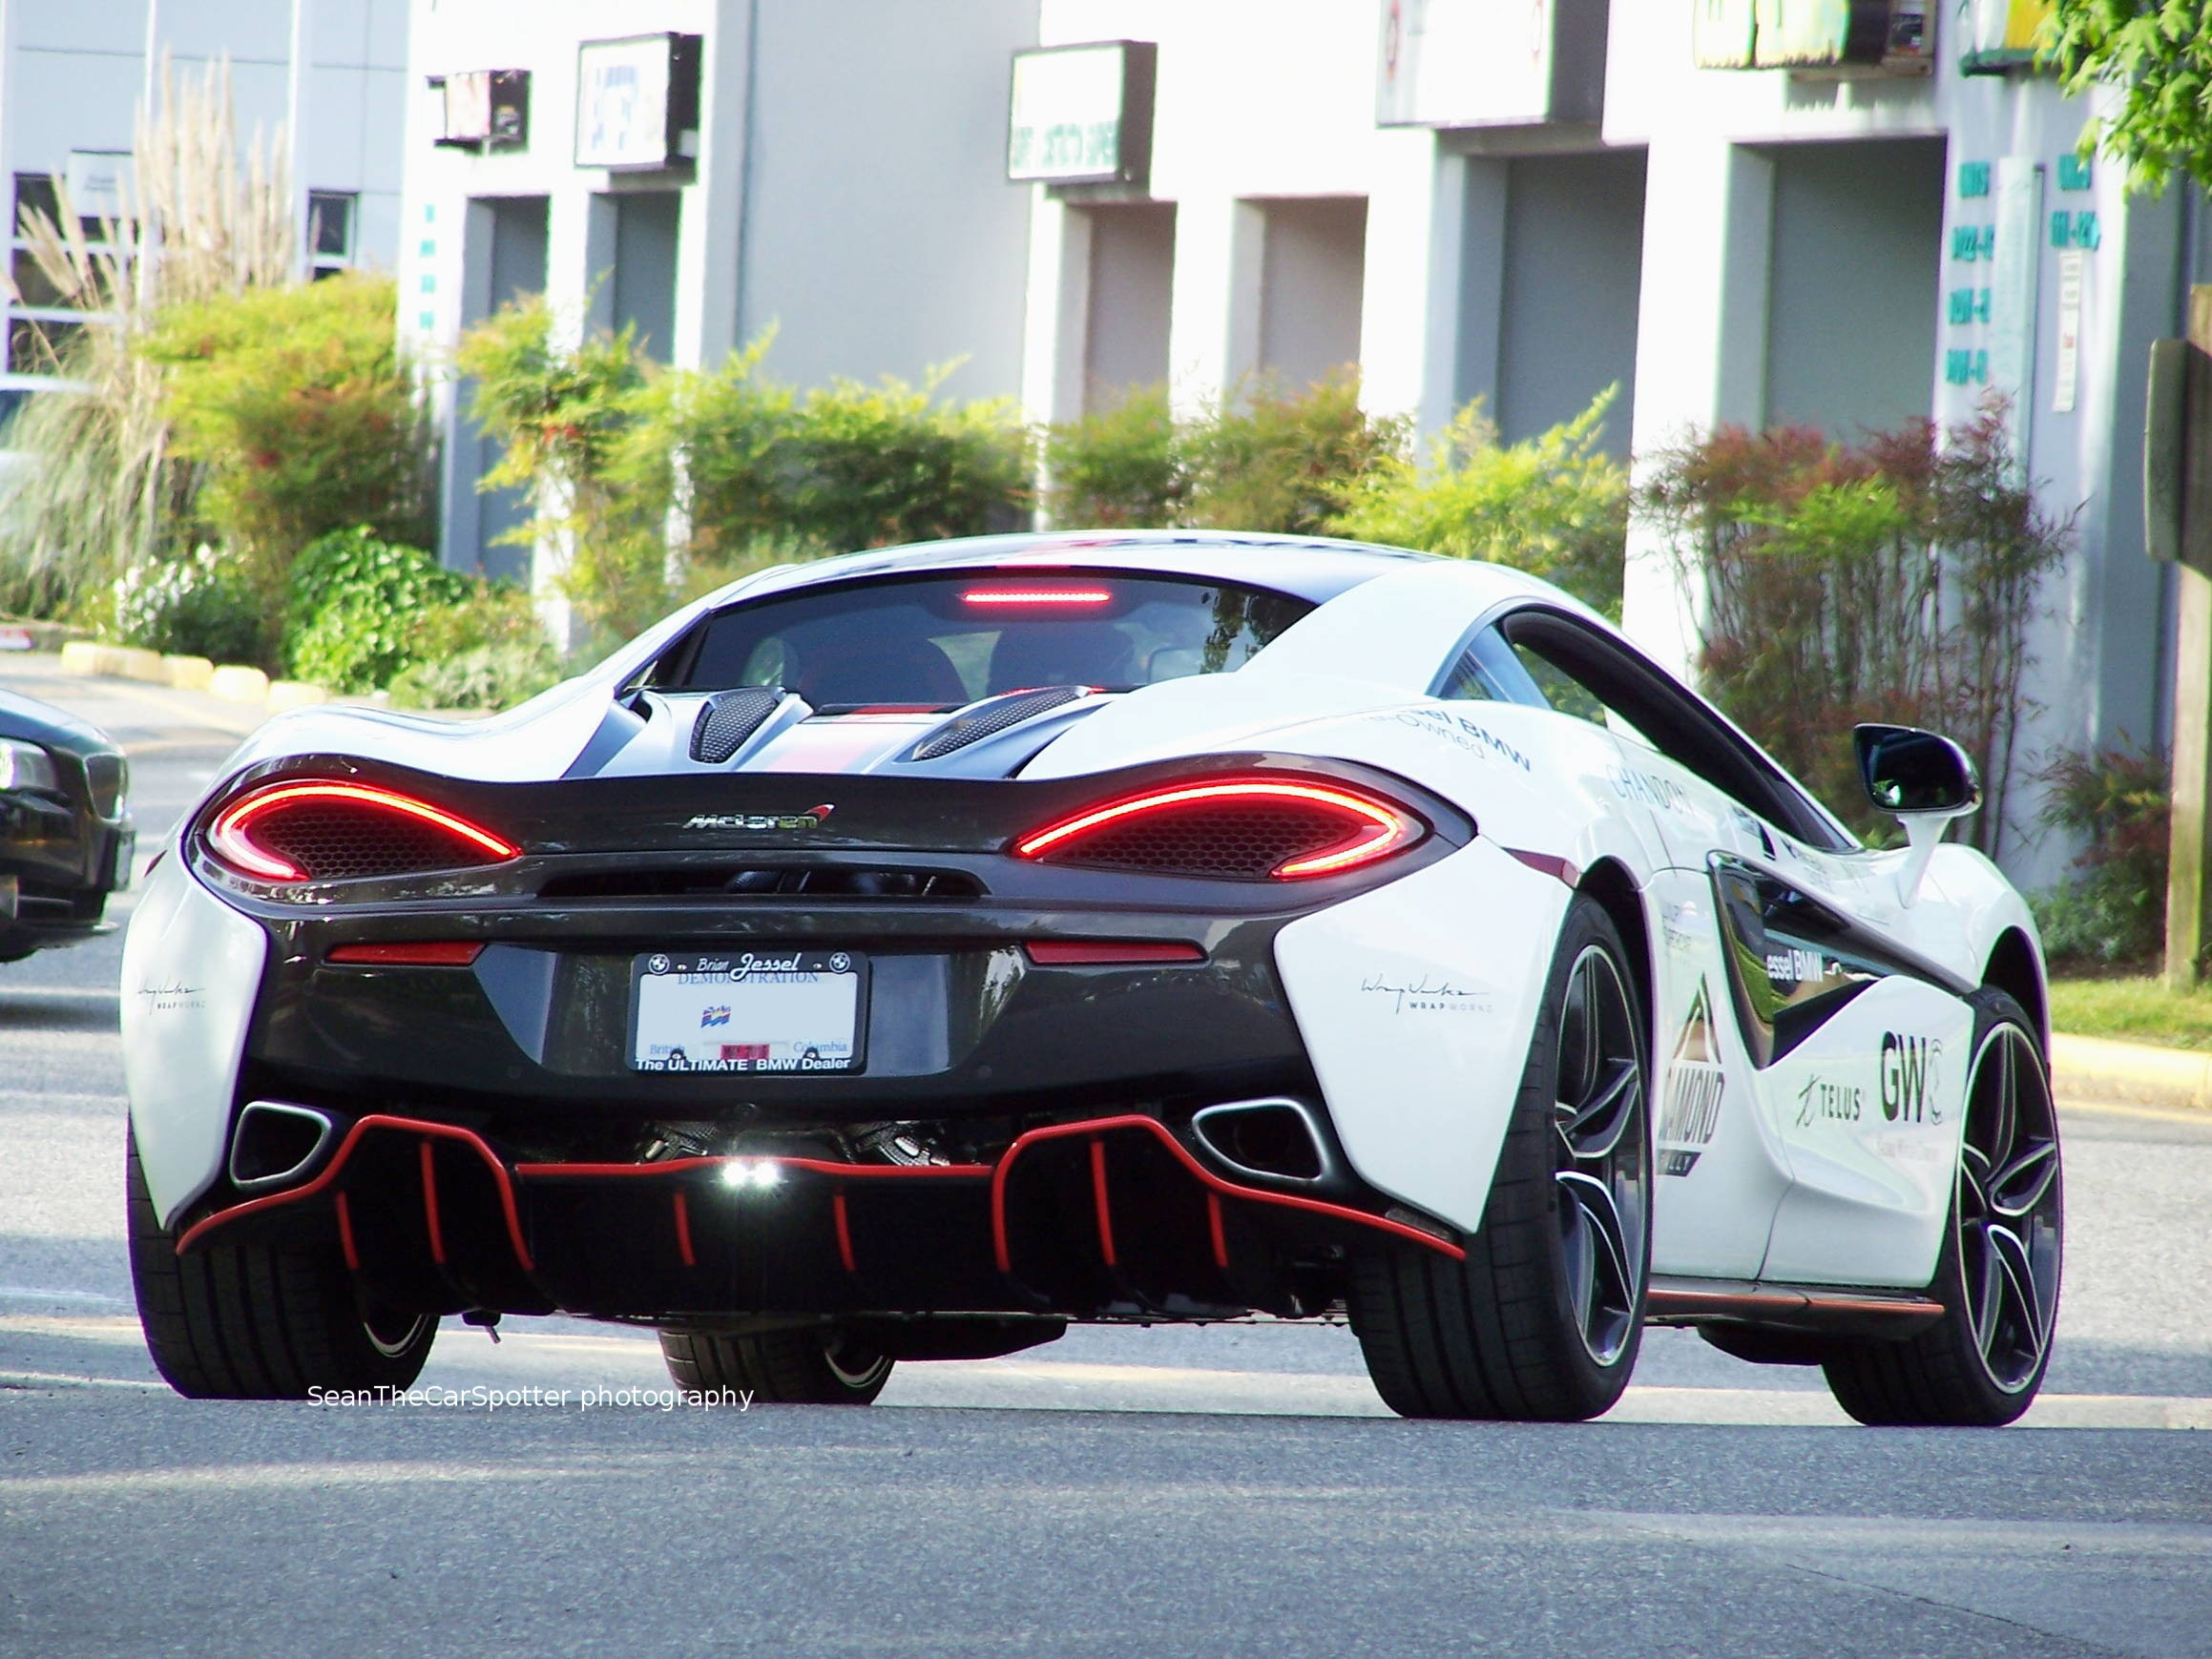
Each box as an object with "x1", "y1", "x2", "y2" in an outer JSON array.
[
  {"x1": 429, "y1": 70, "x2": 531, "y2": 151},
  {"x1": 1694, "y1": 0, "x2": 1931, "y2": 74},
  {"x1": 1007, "y1": 41, "x2": 1157, "y2": 188},
  {"x1": 575, "y1": 33, "x2": 703, "y2": 172},
  {"x1": 1376, "y1": 0, "x2": 1610, "y2": 128},
  {"x1": 1959, "y1": 0, "x2": 2054, "y2": 73}
]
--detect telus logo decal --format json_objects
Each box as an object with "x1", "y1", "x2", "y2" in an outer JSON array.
[{"x1": 1880, "y1": 1031, "x2": 1943, "y2": 1124}]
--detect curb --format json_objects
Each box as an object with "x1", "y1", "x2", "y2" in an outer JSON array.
[
  {"x1": 2051, "y1": 1031, "x2": 2212, "y2": 1113},
  {"x1": 59, "y1": 641, "x2": 336, "y2": 715}
]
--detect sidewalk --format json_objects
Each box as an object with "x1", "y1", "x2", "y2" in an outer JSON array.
[{"x1": 2051, "y1": 1031, "x2": 2212, "y2": 1114}]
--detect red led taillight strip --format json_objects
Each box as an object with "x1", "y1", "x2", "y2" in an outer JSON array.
[
  {"x1": 1012, "y1": 777, "x2": 1422, "y2": 881},
  {"x1": 206, "y1": 779, "x2": 521, "y2": 883}
]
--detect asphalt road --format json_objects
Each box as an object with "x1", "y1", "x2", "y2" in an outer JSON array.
[{"x1": 4, "y1": 659, "x2": 2210, "y2": 1657}]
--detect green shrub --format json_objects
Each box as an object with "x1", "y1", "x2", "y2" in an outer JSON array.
[
  {"x1": 1638, "y1": 406, "x2": 2073, "y2": 855},
  {"x1": 387, "y1": 642, "x2": 563, "y2": 713},
  {"x1": 1329, "y1": 388, "x2": 1628, "y2": 614},
  {"x1": 1044, "y1": 386, "x2": 1182, "y2": 527},
  {"x1": 1182, "y1": 372, "x2": 1408, "y2": 535},
  {"x1": 285, "y1": 527, "x2": 468, "y2": 693},
  {"x1": 108, "y1": 544, "x2": 262, "y2": 664},
  {"x1": 146, "y1": 274, "x2": 433, "y2": 630},
  {"x1": 2030, "y1": 742, "x2": 2170, "y2": 971}
]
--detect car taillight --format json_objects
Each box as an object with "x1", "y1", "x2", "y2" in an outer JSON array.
[
  {"x1": 205, "y1": 780, "x2": 522, "y2": 883},
  {"x1": 1012, "y1": 776, "x2": 1424, "y2": 881}
]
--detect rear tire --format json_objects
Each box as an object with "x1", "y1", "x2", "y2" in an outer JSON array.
[
  {"x1": 659, "y1": 1325, "x2": 893, "y2": 1404},
  {"x1": 1348, "y1": 895, "x2": 1651, "y2": 1421},
  {"x1": 128, "y1": 1126, "x2": 436, "y2": 1399},
  {"x1": 1823, "y1": 990, "x2": 2061, "y2": 1427}
]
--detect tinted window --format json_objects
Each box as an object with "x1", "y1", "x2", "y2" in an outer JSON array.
[{"x1": 659, "y1": 574, "x2": 1312, "y2": 709}]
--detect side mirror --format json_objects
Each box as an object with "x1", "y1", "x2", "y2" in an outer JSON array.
[
  {"x1": 1853, "y1": 723, "x2": 1980, "y2": 819},
  {"x1": 1853, "y1": 724, "x2": 1978, "y2": 908}
]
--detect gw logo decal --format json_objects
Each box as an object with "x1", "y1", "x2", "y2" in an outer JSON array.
[{"x1": 1880, "y1": 1032, "x2": 1944, "y2": 1124}]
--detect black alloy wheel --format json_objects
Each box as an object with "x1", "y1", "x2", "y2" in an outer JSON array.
[
  {"x1": 1824, "y1": 990, "x2": 2062, "y2": 1426},
  {"x1": 660, "y1": 1323, "x2": 894, "y2": 1404},
  {"x1": 1349, "y1": 895, "x2": 1651, "y2": 1420}
]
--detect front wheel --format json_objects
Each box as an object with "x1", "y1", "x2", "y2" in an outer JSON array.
[
  {"x1": 1349, "y1": 895, "x2": 1651, "y2": 1421},
  {"x1": 1823, "y1": 991, "x2": 2062, "y2": 1426},
  {"x1": 659, "y1": 1324, "x2": 893, "y2": 1404}
]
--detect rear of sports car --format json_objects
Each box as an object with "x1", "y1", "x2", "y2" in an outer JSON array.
[{"x1": 125, "y1": 558, "x2": 1498, "y2": 1400}]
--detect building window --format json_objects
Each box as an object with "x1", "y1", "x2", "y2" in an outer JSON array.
[{"x1": 309, "y1": 191, "x2": 357, "y2": 274}]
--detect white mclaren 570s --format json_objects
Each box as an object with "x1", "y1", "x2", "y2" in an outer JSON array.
[{"x1": 121, "y1": 531, "x2": 2061, "y2": 1423}]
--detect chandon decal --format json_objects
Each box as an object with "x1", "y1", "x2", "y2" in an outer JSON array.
[
  {"x1": 1607, "y1": 764, "x2": 1690, "y2": 815},
  {"x1": 1657, "y1": 978, "x2": 1725, "y2": 1176},
  {"x1": 1880, "y1": 1032, "x2": 1944, "y2": 1124}
]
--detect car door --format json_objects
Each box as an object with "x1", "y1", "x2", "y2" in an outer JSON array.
[{"x1": 1495, "y1": 606, "x2": 1972, "y2": 1288}]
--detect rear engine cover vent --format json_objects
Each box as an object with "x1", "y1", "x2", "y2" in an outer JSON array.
[
  {"x1": 903, "y1": 686, "x2": 1086, "y2": 761},
  {"x1": 690, "y1": 687, "x2": 787, "y2": 763},
  {"x1": 539, "y1": 865, "x2": 986, "y2": 901}
]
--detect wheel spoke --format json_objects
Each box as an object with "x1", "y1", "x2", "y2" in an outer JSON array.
[
  {"x1": 1557, "y1": 1061, "x2": 1640, "y2": 1161},
  {"x1": 1989, "y1": 1139, "x2": 2058, "y2": 1219},
  {"x1": 1556, "y1": 1170, "x2": 1637, "y2": 1361},
  {"x1": 1986, "y1": 1223, "x2": 2049, "y2": 1381}
]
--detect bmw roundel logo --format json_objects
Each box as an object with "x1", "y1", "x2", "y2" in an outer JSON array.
[
  {"x1": 829, "y1": 952, "x2": 851, "y2": 972},
  {"x1": 648, "y1": 954, "x2": 671, "y2": 974}
]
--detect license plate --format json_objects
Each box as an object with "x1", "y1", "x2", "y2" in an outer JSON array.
[{"x1": 629, "y1": 949, "x2": 866, "y2": 1074}]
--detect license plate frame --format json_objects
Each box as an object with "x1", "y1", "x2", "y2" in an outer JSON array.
[{"x1": 627, "y1": 948, "x2": 868, "y2": 1074}]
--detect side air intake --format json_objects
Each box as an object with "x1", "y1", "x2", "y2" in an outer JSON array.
[
  {"x1": 691, "y1": 687, "x2": 789, "y2": 764},
  {"x1": 902, "y1": 686, "x2": 1088, "y2": 761}
]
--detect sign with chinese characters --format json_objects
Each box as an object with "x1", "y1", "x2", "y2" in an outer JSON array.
[
  {"x1": 1376, "y1": 0, "x2": 1606, "y2": 126},
  {"x1": 1007, "y1": 41, "x2": 1157, "y2": 186},
  {"x1": 575, "y1": 34, "x2": 701, "y2": 171}
]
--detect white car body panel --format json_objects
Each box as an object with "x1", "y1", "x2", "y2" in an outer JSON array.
[{"x1": 122, "y1": 852, "x2": 270, "y2": 1225}]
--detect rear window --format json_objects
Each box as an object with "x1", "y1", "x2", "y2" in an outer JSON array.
[{"x1": 655, "y1": 574, "x2": 1312, "y2": 709}]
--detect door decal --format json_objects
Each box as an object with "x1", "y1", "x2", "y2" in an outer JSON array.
[{"x1": 1657, "y1": 977, "x2": 1726, "y2": 1176}]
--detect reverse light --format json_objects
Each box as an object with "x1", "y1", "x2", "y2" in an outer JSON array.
[
  {"x1": 720, "y1": 1159, "x2": 783, "y2": 1192},
  {"x1": 960, "y1": 587, "x2": 1114, "y2": 607},
  {"x1": 1013, "y1": 777, "x2": 1424, "y2": 881},
  {"x1": 206, "y1": 780, "x2": 522, "y2": 883}
]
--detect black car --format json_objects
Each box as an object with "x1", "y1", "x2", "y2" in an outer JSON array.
[{"x1": 0, "y1": 686, "x2": 132, "y2": 960}]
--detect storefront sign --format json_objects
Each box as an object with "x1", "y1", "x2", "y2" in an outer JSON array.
[
  {"x1": 64, "y1": 151, "x2": 131, "y2": 220},
  {"x1": 430, "y1": 70, "x2": 530, "y2": 151},
  {"x1": 575, "y1": 34, "x2": 702, "y2": 171},
  {"x1": 1988, "y1": 158, "x2": 2044, "y2": 469},
  {"x1": 1376, "y1": 0, "x2": 1606, "y2": 126},
  {"x1": 1960, "y1": 0, "x2": 2053, "y2": 74},
  {"x1": 1696, "y1": 0, "x2": 1930, "y2": 73},
  {"x1": 1007, "y1": 42, "x2": 1156, "y2": 187}
]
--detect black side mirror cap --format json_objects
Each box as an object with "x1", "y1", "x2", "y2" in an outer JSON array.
[{"x1": 1853, "y1": 723, "x2": 1981, "y2": 818}]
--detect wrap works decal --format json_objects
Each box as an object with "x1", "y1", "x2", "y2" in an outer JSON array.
[{"x1": 1657, "y1": 977, "x2": 1725, "y2": 1176}]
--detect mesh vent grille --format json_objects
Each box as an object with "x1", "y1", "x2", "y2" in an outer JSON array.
[
  {"x1": 246, "y1": 803, "x2": 502, "y2": 882},
  {"x1": 1039, "y1": 800, "x2": 1355, "y2": 880},
  {"x1": 690, "y1": 688, "x2": 787, "y2": 764},
  {"x1": 905, "y1": 686, "x2": 1086, "y2": 761}
]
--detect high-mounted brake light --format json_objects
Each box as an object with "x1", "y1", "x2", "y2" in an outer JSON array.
[
  {"x1": 206, "y1": 780, "x2": 522, "y2": 883},
  {"x1": 1013, "y1": 777, "x2": 1424, "y2": 881},
  {"x1": 326, "y1": 942, "x2": 486, "y2": 966},
  {"x1": 960, "y1": 587, "x2": 1114, "y2": 607}
]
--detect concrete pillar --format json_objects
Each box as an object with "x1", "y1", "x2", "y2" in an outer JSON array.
[
  {"x1": 672, "y1": 0, "x2": 750, "y2": 370},
  {"x1": 1453, "y1": 156, "x2": 1510, "y2": 430},
  {"x1": 1362, "y1": 137, "x2": 1465, "y2": 438},
  {"x1": 1621, "y1": 136, "x2": 1775, "y2": 677}
]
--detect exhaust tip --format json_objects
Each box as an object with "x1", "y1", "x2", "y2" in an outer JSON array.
[
  {"x1": 228, "y1": 1101, "x2": 337, "y2": 1192},
  {"x1": 1191, "y1": 1098, "x2": 1334, "y2": 1187}
]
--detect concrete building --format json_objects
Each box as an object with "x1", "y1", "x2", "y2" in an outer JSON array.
[
  {"x1": 1, "y1": 0, "x2": 408, "y2": 425},
  {"x1": 1013, "y1": 0, "x2": 2183, "y2": 886},
  {"x1": 402, "y1": 0, "x2": 1039, "y2": 584}
]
